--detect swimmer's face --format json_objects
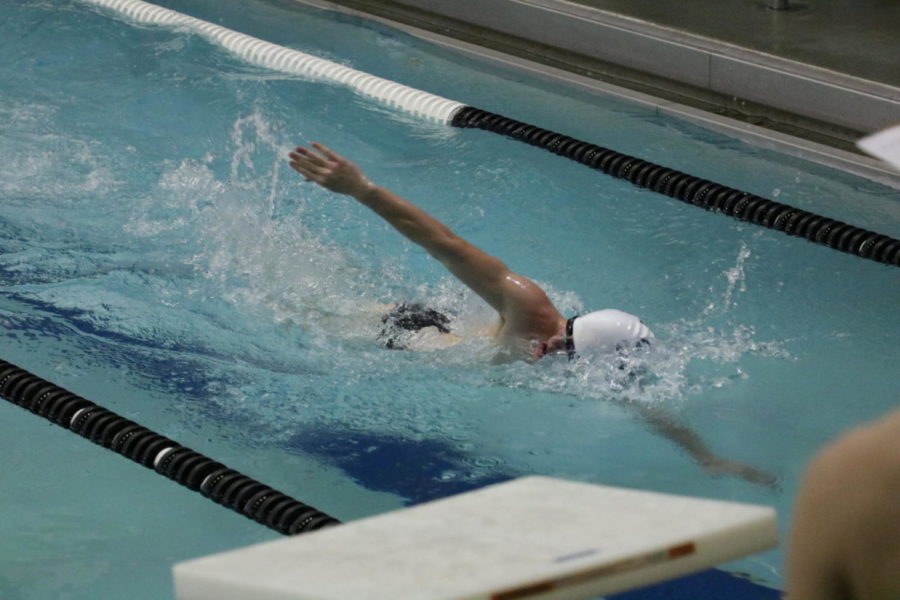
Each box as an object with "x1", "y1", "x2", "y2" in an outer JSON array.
[{"x1": 532, "y1": 333, "x2": 567, "y2": 361}]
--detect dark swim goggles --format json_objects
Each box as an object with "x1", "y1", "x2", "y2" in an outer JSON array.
[{"x1": 565, "y1": 316, "x2": 578, "y2": 360}]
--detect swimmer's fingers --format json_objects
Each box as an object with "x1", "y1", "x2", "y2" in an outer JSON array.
[
  {"x1": 290, "y1": 143, "x2": 371, "y2": 196},
  {"x1": 290, "y1": 146, "x2": 331, "y2": 168},
  {"x1": 288, "y1": 161, "x2": 315, "y2": 182},
  {"x1": 288, "y1": 161, "x2": 328, "y2": 185},
  {"x1": 311, "y1": 142, "x2": 341, "y2": 162},
  {"x1": 705, "y1": 458, "x2": 780, "y2": 490},
  {"x1": 290, "y1": 144, "x2": 339, "y2": 168},
  {"x1": 289, "y1": 148, "x2": 334, "y2": 182}
]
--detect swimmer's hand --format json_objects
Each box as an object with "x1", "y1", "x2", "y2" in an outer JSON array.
[
  {"x1": 704, "y1": 457, "x2": 780, "y2": 490},
  {"x1": 288, "y1": 143, "x2": 374, "y2": 198}
]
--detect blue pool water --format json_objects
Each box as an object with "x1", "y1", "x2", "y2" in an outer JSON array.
[{"x1": 0, "y1": 0, "x2": 898, "y2": 598}]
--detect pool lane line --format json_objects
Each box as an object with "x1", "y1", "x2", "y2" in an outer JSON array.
[
  {"x1": 451, "y1": 107, "x2": 900, "y2": 267},
  {"x1": 0, "y1": 359, "x2": 341, "y2": 535},
  {"x1": 78, "y1": 0, "x2": 900, "y2": 267}
]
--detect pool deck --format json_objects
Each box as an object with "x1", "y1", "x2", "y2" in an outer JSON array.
[{"x1": 301, "y1": 0, "x2": 900, "y2": 187}]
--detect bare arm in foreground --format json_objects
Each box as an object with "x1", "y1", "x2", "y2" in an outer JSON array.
[{"x1": 786, "y1": 408, "x2": 900, "y2": 600}]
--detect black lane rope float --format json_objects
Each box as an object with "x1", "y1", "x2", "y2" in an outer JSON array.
[
  {"x1": 0, "y1": 358, "x2": 341, "y2": 535},
  {"x1": 451, "y1": 107, "x2": 900, "y2": 268}
]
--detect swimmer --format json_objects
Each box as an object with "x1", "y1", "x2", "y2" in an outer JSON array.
[
  {"x1": 288, "y1": 142, "x2": 651, "y2": 362},
  {"x1": 288, "y1": 142, "x2": 776, "y2": 489}
]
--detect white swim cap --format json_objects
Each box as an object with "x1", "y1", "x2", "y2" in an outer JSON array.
[{"x1": 566, "y1": 309, "x2": 653, "y2": 357}]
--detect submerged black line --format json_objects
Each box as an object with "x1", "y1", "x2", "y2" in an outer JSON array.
[{"x1": 451, "y1": 106, "x2": 900, "y2": 267}]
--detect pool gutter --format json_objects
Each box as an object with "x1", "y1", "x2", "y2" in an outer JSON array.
[{"x1": 293, "y1": 0, "x2": 900, "y2": 190}]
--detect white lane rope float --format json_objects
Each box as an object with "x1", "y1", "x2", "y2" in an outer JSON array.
[{"x1": 80, "y1": 0, "x2": 464, "y2": 123}]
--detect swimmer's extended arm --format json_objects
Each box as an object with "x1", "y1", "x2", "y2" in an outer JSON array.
[
  {"x1": 288, "y1": 143, "x2": 550, "y2": 318},
  {"x1": 620, "y1": 399, "x2": 778, "y2": 489}
]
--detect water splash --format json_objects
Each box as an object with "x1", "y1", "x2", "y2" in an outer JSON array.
[
  {"x1": 0, "y1": 99, "x2": 121, "y2": 203},
  {"x1": 649, "y1": 244, "x2": 789, "y2": 402},
  {"x1": 465, "y1": 244, "x2": 791, "y2": 411},
  {"x1": 704, "y1": 243, "x2": 751, "y2": 317}
]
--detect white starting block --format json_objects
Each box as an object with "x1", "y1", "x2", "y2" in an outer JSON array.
[{"x1": 173, "y1": 477, "x2": 777, "y2": 600}]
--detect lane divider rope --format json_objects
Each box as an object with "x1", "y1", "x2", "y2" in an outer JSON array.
[
  {"x1": 0, "y1": 359, "x2": 341, "y2": 535},
  {"x1": 79, "y1": 0, "x2": 900, "y2": 266},
  {"x1": 451, "y1": 107, "x2": 900, "y2": 266},
  {"x1": 80, "y1": 0, "x2": 464, "y2": 123}
]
